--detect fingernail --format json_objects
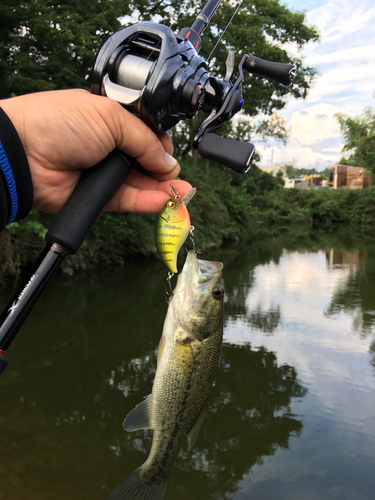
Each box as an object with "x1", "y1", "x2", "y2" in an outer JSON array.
[{"x1": 165, "y1": 152, "x2": 177, "y2": 169}]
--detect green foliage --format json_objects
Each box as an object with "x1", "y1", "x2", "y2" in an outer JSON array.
[
  {"x1": 0, "y1": 0, "x2": 323, "y2": 282},
  {"x1": 335, "y1": 107, "x2": 375, "y2": 176},
  {"x1": 285, "y1": 164, "x2": 319, "y2": 178},
  {"x1": 320, "y1": 167, "x2": 332, "y2": 181},
  {"x1": 0, "y1": 0, "x2": 319, "y2": 115},
  {"x1": 338, "y1": 155, "x2": 357, "y2": 166},
  {"x1": 0, "y1": 0, "x2": 126, "y2": 97},
  {"x1": 0, "y1": 210, "x2": 49, "y2": 281},
  {"x1": 4, "y1": 185, "x2": 375, "y2": 283},
  {"x1": 135, "y1": 0, "x2": 320, "y2": 118}
]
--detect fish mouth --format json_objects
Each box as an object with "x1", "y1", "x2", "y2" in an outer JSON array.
[
  {"x1": 183, "y1": 250, "x2": 223, "y2": 284},
  {"x1": 173, "y1": 251, "x2": 224, "y2": 332},
  {"x1": 197, "y1": 258, "x2": 223, "y2": 283}
]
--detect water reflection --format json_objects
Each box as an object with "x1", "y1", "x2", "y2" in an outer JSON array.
[
  {"x1": 1, "y1": 226, "x2": 375, "y2": 499},
  {"x1": 325, "y1": 249, "x2": 375, "y2": 366},
  {"x1": 0, "y1": 257, "x2": 306, "y2": 500},
  {"x1": 325, "y1": 249, "x2": 367, "y2": 269},
  {"x1": 100, "y1": 343, "x2": 307, "y2": 500},
  {"x1": 171, "y1": 343, "x2": 306, "y2": 499},
  {"x1": 246, "y1": 303, "x2": 281, "y2": 334}
]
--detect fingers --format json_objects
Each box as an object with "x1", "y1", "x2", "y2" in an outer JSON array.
[
  {"x1": 106, "y1": 101, "x2": 179, "y2": 176},
  {"x1": 105, "y1": 173, "x2": 193, "y2": 213},
  {"x1": 156, "y1": 131, "x2": 174, "y2": 156}
]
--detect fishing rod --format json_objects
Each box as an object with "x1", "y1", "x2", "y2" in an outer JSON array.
[{"x1": 0, "y1": 0, "x2": 296, "y2": 373}]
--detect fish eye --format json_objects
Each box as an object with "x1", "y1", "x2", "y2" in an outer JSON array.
[
  {"x1": 212, "y1": 285, "x2": 224, "y2": 300},
  {"x1": 166, "y1": 200, "x2": 176, "y2": 208}
]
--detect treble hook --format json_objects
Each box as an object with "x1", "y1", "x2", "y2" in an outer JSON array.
[
  {"x1": 164, "y1": 271, "x2": 175, "y2": 303},
  {"x1": 189, "y1": 225, "x2": 205, "y2": 254}
]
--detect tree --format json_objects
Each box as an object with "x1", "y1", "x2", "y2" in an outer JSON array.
[
  {"x1": 335, "y1": 107, "x2": 375, "y2": 176},
  {"x1": 132, "y1": 0, "x2": 319, "y2": 160},
  {"x1": 0, "y1": 0, "x2": 127, "y2": 98},
  {"x1": 1, "y1": 0, "x2": 319, "y2": 117},
  {"x1": 285, "y1": 164, "x2": 318, "y2": 178},
  {"x1": 133, "y1": 0, "x2": 319, "y2": 118},
  {"x1": 0, "y1": 0, "x2": 319, "y2": 215},
  {"x1": 320, "y1": 166, "x2": 332, "y2": 181}
]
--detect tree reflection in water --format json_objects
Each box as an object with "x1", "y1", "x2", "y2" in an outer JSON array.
[
  {"x1": 325, "y1": 249, "x2": 375, "y2": 367},
  {"x1": 0, "y1": 236, "x2": 309, "y2": 499},
  {"x1": 107, "y1": 342, "x2": 306, "y2": 499}
]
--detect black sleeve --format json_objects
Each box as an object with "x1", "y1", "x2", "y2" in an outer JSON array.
[{"x1": 0, "y1": 107, "x2": 33, "y2": 231}]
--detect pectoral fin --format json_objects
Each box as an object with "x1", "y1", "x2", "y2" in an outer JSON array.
[
  {"x1": 186, "y1": 405, "x2": 207, "y2": 452},
  {"x1": 123, "y1": 394, "x2": 153, "y2": 432}
]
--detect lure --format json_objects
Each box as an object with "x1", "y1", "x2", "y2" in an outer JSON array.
[{"x1": 155, "y1": 186, "x2": 196, "y2": 274}]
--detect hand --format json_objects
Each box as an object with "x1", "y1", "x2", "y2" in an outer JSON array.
[{"x1": 1, "y1": 89, "x2": 191, "y2": 215}]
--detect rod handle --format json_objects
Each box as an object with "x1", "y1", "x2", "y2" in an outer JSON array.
[{"x1": 45, "y1": 150, "x2": 132, "y2": 254}]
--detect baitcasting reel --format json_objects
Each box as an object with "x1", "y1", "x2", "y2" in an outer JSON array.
[{"x1": 91, "y1": 3, "x2": 296, "y2": 174}]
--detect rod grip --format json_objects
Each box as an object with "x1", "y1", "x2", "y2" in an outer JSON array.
[
  {"x1": 45, "y1": 150, "x2": 132, "y2": 254},
  {"x1": 244, "y1": 55, "x2": 296, "y2": 86}
]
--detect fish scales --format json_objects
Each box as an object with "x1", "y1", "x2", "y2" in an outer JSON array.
[
  {"x1": 107, "y1": 251, "x2": 224, "y2": 500},
  {"x1": 149, "y1": 327, "x2": 221, "y2": 477}
]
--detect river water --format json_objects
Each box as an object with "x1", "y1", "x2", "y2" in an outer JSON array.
[{"x1": 0, "y1": 226, "x2": 374, "y2": 499}]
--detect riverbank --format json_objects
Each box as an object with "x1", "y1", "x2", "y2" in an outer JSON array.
[{"x1": 1, "y1": 167, "x2": 375, "y2": 283}]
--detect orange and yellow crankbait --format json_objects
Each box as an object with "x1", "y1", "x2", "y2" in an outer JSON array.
[{"x1": 155, "y1": 186, "x2": 196, "y2": 274}]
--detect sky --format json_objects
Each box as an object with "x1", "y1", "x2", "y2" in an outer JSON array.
[{"x1": 255, "y1": 0, "x2": 375, "y2": 171}]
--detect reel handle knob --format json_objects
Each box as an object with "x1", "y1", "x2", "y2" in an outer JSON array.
[
  {"x1": 197, "y1": 133, "x2": 255, "y2": 174},
  {"x1": 244, "y1": 55, "x2": 296, "y2": 86}
]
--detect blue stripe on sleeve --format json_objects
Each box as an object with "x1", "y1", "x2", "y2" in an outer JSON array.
[{"x1": 0, "y1": 140, "x2": 18, "y2": 225}]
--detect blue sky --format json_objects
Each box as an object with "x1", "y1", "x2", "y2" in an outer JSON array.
[{"x1": 256, "y1": 0, "x2": 375, "y2": 170}]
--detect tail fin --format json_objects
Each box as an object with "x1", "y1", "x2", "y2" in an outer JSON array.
[{"x1": 106, "y1": 467, "x2": 168, "y2": 500}]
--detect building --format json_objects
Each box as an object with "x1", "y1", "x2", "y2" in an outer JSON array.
[
  {"x1": 284, "y1": 178, "x2": 310, "y2": 189},
  {"x1": 304, "y1": 175, "x2": 322, "y2": 187},
  {"x1": 330, "y1": 164, "x2": 372, "y2": 189}
]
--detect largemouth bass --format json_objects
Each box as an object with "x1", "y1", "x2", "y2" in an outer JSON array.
[
  {"x1": 107, "y1": 250, "x2": 224, "y2": 500},
  {"x1": 155, "y1": 187, "x2": 196, "y2": 274}
]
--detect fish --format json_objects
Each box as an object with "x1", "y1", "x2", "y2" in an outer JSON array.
[
  {"x1": 155, "y1": 187, "x2": 196, "y2": 274},
  {"x1": 107, "y1": 250, "x2": 224, "y2": 500}
]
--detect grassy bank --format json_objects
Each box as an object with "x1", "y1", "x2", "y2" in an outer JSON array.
[
  {"x1": 249, "y1": 185, "x2": 375, "y2": 225},
  {"x1": 1, "y1": 161, "x2": 375, "y2": 282}
]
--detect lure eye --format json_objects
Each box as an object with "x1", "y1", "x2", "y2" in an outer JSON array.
[
  {"x1": 166, "y1": 200, "x2": 176, "y2": 208},
  {"x1": 212, "y1": 285, "x2": 224, "y2": 300}
]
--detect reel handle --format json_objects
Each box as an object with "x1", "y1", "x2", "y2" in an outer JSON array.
[
  {"x1": 45, "y1": 149, "x2": 132, "y2": 254},
  {"x1": 197, "y1": 133, "x2": 255, "y2": 174},
  {"x1": 244, "y1": 55, "x2": 296, "y2": 86}
]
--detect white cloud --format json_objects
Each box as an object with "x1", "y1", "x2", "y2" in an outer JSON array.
[
  {"x1": 258, "y1": 0, "x2": 375, "y2": 169},
  {"x1": 257, "y1": 103, "x2": 343, "y2": 168},
  {"x1": 290, "y1": 103, "x2": 340, "y2": 144}
]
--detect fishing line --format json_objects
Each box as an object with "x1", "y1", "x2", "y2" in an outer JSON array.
[
  {"x1": 146, "y1": 0, "x2": 180, "y2": 62},
  {"x1": 207, "y1": 0, "x2": 243, "y2": 62}
]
